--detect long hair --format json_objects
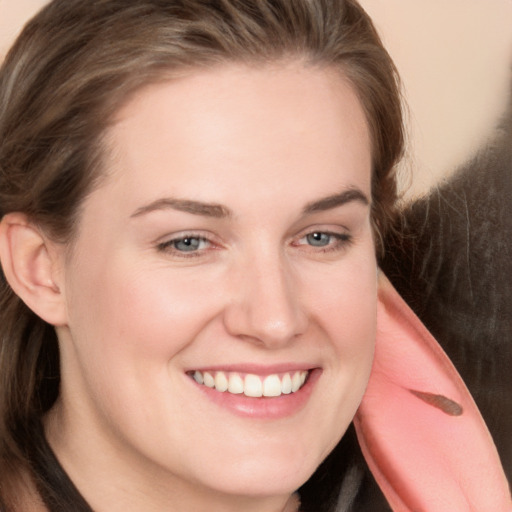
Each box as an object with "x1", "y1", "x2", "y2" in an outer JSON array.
[{"x1": 0, "y1": 1, "x2": 404, "y2": 509}]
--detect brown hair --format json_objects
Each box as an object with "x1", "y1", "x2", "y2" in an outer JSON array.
[{"x1": 0, "y1": 0, "x2": 404, "y2": 509}]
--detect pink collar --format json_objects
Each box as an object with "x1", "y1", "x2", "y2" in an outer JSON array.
[{"x1": 354, "y1": 274, "x2": 511, "y2": 510}]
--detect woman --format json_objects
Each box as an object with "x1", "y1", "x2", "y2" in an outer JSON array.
[{"x1": 0, "y1": 1, "x2": 508, "y2": 511}]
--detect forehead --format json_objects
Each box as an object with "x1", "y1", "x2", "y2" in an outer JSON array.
[{"x1": 100, "y1": 62, "x2": 372, "y2": 212}]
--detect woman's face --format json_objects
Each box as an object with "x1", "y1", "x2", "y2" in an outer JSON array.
[{"x1": 50, "y1": 63, "x2": 377, "y2": 507}]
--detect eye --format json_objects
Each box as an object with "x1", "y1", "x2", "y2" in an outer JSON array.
[
  {"x1": 158, "y1": 234, "x2": 212, "y2": 255},
  {"x1": 293, "y1": 230, "x2": 352, "y2": 253}
]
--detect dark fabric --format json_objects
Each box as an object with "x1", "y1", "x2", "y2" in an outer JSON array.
[
  {"x1": 299, "y1": 424, "x2": 391, "y2": 512},
  {"x1": 23, "y1": 420, "x2": 94, "y2": 512}
]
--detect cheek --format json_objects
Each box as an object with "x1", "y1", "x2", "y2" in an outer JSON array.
[
  {"x1": 309, "y1": 248, "x2": 377, "y2": 419},
  {"x1": 312, "y1": 248, "x2": 377, "y2": 355},
  {"x1": 68, "y1": 263, "x2": 221, "y2": 363},
  {"x1": 60, "y1": 256, "x2": 227, "y2": 441}
]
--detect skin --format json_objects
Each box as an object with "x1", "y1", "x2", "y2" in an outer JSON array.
[{"x1": 43, "y1": 62, "x2": 377, "y2": 512}]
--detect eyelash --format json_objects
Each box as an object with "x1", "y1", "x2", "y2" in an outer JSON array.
[{"x1": 157, "y1": 230, "x2": 352, "y2": 259}]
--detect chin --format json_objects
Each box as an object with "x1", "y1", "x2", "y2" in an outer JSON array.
[
  {"x1": 192, "y1": 438, "x2": 332, "y2": 499},
  {"x1": 203, "y1": 466, "x2": 313, "y2": 499}
]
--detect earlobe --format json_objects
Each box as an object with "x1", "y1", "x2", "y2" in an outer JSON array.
[{"x1": 0, "y1": 212, "x2": 67, "y2": 326}]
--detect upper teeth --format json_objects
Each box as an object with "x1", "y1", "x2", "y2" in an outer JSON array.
[{"x1": 192, "y1": 370, "x2": 309, "y2": 397}]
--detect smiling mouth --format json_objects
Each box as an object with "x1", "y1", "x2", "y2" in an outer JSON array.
[{"x1": 189, "y1": 370, "x2": 310, "y2": 398}]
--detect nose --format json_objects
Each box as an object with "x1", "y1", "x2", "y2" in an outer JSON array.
[{"x1": 223, "y1": 254, "x2": 308, "y2": 348}]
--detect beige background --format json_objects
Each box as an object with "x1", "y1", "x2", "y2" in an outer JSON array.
[{"x1": 1, "y1": 0, "x2": 512, "y2": 199}]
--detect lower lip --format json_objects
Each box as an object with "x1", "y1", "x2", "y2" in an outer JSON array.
[{"x1": 189, "y1": 369, "x2": 321, "y2": 419}]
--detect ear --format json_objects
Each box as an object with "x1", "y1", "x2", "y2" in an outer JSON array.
[
  {"x1": 0, "y1": 212, "x2": 67, "y2": 326},
  {"x1": 354, "y1": 272, "x2": 510, "y2": 510}
]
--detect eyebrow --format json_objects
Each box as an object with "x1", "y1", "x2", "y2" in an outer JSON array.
[
  {"x1": 130, "y1": 187, "x2": 369, "y2": 219},
  {"x1": 302, "y1": 188, "x2": 369, "y2": 214},
  {"x1": 131, "y1": 198, "x2": 232, "y2": 219}
]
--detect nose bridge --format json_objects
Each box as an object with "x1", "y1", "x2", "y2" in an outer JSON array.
[{"x1": 224, "y1": 246, "x2": 307, "y2": 347}]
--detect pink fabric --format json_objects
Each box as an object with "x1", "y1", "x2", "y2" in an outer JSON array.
[{"x1": 354, "y1": 273, "x2": 511, "y2": 511}]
